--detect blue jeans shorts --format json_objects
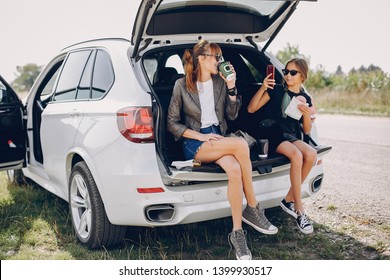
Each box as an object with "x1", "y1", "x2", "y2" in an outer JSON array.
[{"x1": 182, "y1": 125, "x2": 221, "y2": 160}]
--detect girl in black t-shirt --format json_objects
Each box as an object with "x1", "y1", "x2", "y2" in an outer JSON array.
[{"x1": 247, "y1": 58, "x2": 317, "y2": 234}]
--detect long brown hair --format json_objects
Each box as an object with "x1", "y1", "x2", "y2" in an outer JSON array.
[{"x1": 183, "y1": 40, "x2": 222, "y2": 93}]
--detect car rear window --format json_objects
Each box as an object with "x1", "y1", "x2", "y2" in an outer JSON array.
[
  {"x1": 91, "y1": 50, "x2": 114, "y2": 99},
  {"x1": 159, "y1": 0, "x2": 283, "y2": 16},
  {"x1": 148, "y1": 0, "x2": 287, "y2": 36}
]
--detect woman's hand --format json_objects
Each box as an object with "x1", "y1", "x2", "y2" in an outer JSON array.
[
  {"x1": 219, "y1": 62, "x2": 236, "y2": 89},
  {"x1": 199, "y1": 133, "x2": 223, "y2": 146},
  {"x1": 262, "y1": 73, "x2": 275, "y2": 90}
]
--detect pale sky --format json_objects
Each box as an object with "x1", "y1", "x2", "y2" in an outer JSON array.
[{"x1": 1, "y1": 0, "x2": 389, "y2": 82}]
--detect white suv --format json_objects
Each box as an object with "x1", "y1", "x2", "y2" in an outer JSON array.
[{"x1": 0, "y1": 0, "x2": 329, "y2": 248}]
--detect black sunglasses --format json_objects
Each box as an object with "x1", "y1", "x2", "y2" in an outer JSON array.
[
  {"x1": 282, "y1": 69, "x2": 300, "y2": 76},
  {"x1": 202, "y1": 53, "x2": 222, "y2": 61}
]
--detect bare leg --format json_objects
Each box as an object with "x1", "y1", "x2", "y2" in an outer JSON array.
[
  {"x1": 276, "y1": 141, "x2": 304, "y2": 212},
  {"x1": 292, "y1": 140, "x2": 317, "y2": 182},
  {"x1": 214, "y1": 155, "x2": 244, "y2": 231},
  {"x1": 277, "y1": 140, "x2": 317, "y2": 212},
  {"x1": 195, "y1": 137, "x2": 258, "y2": 207},
  {"x1": 284, "y1": 141, "x2": 317, "y2": 200}
]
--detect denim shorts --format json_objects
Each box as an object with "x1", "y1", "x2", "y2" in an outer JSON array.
[{"x1": 182, "y1": 125, "x2": 221, "y2": 160}]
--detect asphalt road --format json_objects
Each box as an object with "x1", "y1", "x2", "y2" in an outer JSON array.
[{"x1": 305, "y1": 113, "x2": 390, "y2": 229}]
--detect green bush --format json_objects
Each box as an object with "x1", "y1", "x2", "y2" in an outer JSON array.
[{"x1": 305, "y1": 65, "x2": 390, "y2": 115}]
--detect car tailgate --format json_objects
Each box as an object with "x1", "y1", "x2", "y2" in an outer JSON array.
[{"x1": 163, "y1": 145, "x2": 331, "y2": 184}]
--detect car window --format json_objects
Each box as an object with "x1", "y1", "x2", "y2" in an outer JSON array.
[
  {"x1": 165, "y1": 54, "x2": 184, "y2": 74},
  {"x1": 76, "y1": 50, "x2": 96, "y2": 100},
  {"x1": 160, "y1": 0, "x2": 283, "y2": 16},
  {"x1": 53, "y1": 50, "x2": 92, "y2": 102},
  {"x1": 0, "y1": 80, "x2": 19, "y2": 104},
  {"x1": 40, "y1": 66, "x2": 61, "y2": 101},
  {"x1": 144, "y1": 58, "x2": 158, "y2": 83},
  {"x1": 91, "y1": 50, "x2": 114, "y2": 99},
  {"x1": 0, "y1": 82, "x2": 6, "y2": 103},
  {"x1": 240, "y1": 54, "x2": 262, "y2": 83}
]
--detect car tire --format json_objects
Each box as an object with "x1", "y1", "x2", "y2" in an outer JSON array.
[
  {"x1": 69, "y1": 161, "x2": 126, "y2": 249},
  {"x1": 6, "y1": 169, "x2": 27, "y2": 185}
]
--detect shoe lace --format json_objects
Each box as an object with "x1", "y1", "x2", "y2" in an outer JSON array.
[
  {"x1": 255, "y1": 205, "x2": 271, "y2": 226},
  {"x1": 298, "y1": 213, "x2": 310, "y2": 228},
  {"x1": 229, "y1": 230, "x2": 249, "y2": 257}
]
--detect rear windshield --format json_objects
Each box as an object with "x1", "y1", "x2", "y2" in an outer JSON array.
[
  {"x1": 158, "y1": 0, "x2": 284, "y2": 16},
  {"x1": 148, "y1": 0, "x2": 287, "y2": 35}
]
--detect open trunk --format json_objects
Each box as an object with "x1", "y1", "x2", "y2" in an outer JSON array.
[
  {"x1": 132, "y1": 0, "x2": 325, "y2": 184},
  {"x1": 142, "y1": 43, "x2": 331, "y2": 184}
]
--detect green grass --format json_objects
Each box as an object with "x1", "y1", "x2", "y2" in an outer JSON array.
[
  {"x1": 1, "y1": 172, "x2": 388, "y2": 260},
  {"x1": 310, "y1": 89, "x2": 390, "y2": 117},
  {"x1": 326, "y1": 204, "x2": 337, "y2": 211}
]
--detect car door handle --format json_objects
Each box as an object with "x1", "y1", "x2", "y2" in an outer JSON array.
[{"x1": 69, "y1": 110, "x2": 80, "y2": 117}]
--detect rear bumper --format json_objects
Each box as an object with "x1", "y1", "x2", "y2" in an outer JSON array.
[{"x1": 105, "y1": 162, "x2": 325, "y2": 227}]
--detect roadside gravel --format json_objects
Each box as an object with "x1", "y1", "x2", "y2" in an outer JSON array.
[{"x1": 304, "y1": 114, "x2": 390, "y2": 259}]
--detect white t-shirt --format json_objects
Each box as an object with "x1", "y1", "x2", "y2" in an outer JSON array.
[{"x1": 197, "y1": 79, "x2": 219, "y2": 128}]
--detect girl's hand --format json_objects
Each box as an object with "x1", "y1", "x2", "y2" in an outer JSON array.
[
  {"x1": 199, "y1": 133, "x2": 223, "y2": 146},
  {"x1": 298, "y1": 103, "x2": 313, "y2": 134},
  {"x1": 298, "y1": 103, "x2": 311, "y2": 117},
  {"x1": 262, "y1": 73, "x2": 275, "y2": 90}
]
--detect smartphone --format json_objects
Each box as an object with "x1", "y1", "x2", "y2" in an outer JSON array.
[{"x1": 266, "y1": 64, "x2": 275, "y2": 80}]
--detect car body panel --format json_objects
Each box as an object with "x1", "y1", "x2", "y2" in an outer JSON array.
[
  {"x1": 100, "y1": 161, "x2": 325, "y2": 226},
  {"x1": 40, "y1": 101, "x2": 87, "y2": 195}
]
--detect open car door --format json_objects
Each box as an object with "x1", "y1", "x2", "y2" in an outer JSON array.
[{"x1": 0, "y1": 75, "x2": 26, "y2": 171}]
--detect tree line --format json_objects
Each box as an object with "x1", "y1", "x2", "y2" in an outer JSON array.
[{"x1": 276, "y1": 43, "x2": 390, "y2": 96}]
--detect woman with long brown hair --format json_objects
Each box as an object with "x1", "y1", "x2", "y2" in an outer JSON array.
[{"x1": 167, "y1": 40, "x2": 277, "y2": 260}]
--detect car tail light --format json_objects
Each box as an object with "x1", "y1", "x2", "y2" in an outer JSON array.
[{"x1": 117, "y1": 106, "x2": 154, "y2": 143}]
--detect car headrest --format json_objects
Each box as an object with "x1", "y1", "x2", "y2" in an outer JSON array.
[{"x1": 153, "y1": 67, "x2": 179, "y2": 86}]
